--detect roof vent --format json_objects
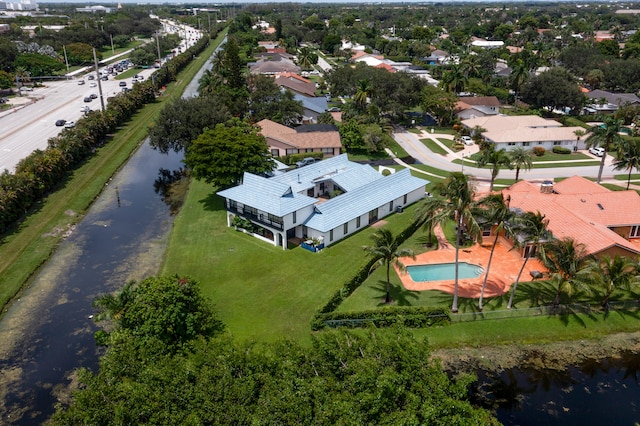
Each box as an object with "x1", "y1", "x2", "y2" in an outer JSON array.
[{"x1": 597, "y1": 203, "x2": 604, "y2": 210}]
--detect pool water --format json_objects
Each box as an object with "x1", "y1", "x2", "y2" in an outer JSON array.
[{"x1": 407, "y1": 262, "x2": 484, "y2": 282}]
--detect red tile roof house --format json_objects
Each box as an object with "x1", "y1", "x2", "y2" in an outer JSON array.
[
  {"x1": 274, "y1": 73, "x2": 317, "y2": 97},
  {"x1": 257, "y1": 119, "x2": 343, "y2": 158},
  {"x1": 499, "y1": 176, "x2": 640, "y2": 260}
]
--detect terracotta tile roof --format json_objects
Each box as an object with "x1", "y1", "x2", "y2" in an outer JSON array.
[
  {"x1": 375, "y1": 63, "x2": 396, "y2": 72},
  {"x1": 458, "y1": 96, "x2": 500, "y2": 107},
  {"x1": 502, "y1": 176, "x2": 640, "y2": 257},
  {"x1": 274, "y1": 76, "x2": 316, "y2": 96},
  {"x1": 257, "y1": 119, "x2": 342, "y2": 150}
]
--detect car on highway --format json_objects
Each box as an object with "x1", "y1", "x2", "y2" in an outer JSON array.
[
  {"x1": 83, "y1": 97, "x2": 92, "y2": 102},
  {"x1": 64, "y1": 121, "x2": 76, "y2": 128},
  {"x1": 89, "y1": 82, "x2": 97, "y2": 87},
  {"x1": 119, "y1": 81, "x2": 127, "y2": 87},
  {"x1": 101, "y1": 76, "x2": 108, "y2": 81},
  {"x1": 461, "y1": 136, "x2": 474, "y2": 146},
  {"x1": 90, "y1": 93, "x2": 98, "y2": 99},
  {"x1": 19, "y1": 86, "x2": 33, "y2": 92},
  {"x1": 55, "y1": 119, "x2": 66, "y2": 126},
  {"x1": 589, "y1": 146, "x2": 605, "y2": 157},
  {"x1": 77, "y1": 80, "x2": 85, "y2": 85},
  {"x1": 87, "y1": 75, "x2": 95, "y2": 80},
  {"x1": 81, "y1": 106, "x2": 91, "y2": 113}
]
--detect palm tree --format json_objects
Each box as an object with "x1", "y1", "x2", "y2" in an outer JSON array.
[
  {"x1": 419, "y1": 172, "x2": 482, "y2": 312},
  {"x1": 414, "y1": 196, "x2": 440, "y2": 247},
  {"x1": 509, "y1": 59, "x2": 529, "y2": 107},
  {"x1": 585, "y1": 116, "x2": 624, "y2": 184},
  {"x1": 579, "y1": 255, "x2": 638, "y2": 311},
  {"x1": 538, "y1": 237, "x2": 590, "y2": 306},
  {"x1": 508, "y1": 147, "x2": 533, "y2": 182},
  {"x1": 93, "y1": 281, "x2": 136, "y2": 323},
  {"x1": 507, "y1": 211, "x2": 550, "y2": 310},
  {"x1": 573, "y1": 129, "x2": 585, "y2": 152},
  {"x1": 198, "y1": 69, "x2": 223, "y2": 95},
  {"x1": 613, "y1": 139, "x2": 640, "y2": 189},
  {"x1": 440, "y1": 64, "x2": 468, "y2": 93},
  {"x1": 297, "y1": 46, "x2": 315, "y2": 70},
  {"x1": 354, "y1": 79, "x2": 372, "y2": 111},
  {"x1": 363, "y1": 228, "x2": 415, "y2": 304},
  {"x1": 477, "y1": 193, "x2": 514, "y2": 311},
  {"x1": 477, "y1": 145, "x2": 513, "y2": 192}
]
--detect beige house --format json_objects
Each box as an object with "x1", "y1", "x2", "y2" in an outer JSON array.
[
  {"x1": 257, "y1": 119, "x2": 342, "y2": 158},
  {"x1": 462, "y1": 115, "x2": 586, "y2": 152}
]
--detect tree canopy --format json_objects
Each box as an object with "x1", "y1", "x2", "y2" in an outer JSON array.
[{"x1": 184, "y1": 119, "x2": 274, "y2": 188}]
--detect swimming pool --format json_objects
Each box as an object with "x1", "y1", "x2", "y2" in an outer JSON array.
[{"x1": 407, "y1": 262, "x2": 484, "y2": 282}]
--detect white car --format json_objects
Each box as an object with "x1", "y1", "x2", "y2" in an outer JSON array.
[
  {"x1": 589, "y1": 146, "x2": 605, "y2": 157},
  {"x1": 461, "y1": 136, "x2": 474, "y2": 146},
  {"x1": 89, "y1": 82, "x2": 97, "y2": 88},
  {"x1": 64, "y1": 121, "x2": 76, "y2": 128},
  {"x1": 19, "y1": 86, "x2": 33, "y2": 92}
]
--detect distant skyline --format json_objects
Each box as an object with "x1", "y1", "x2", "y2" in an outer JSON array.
[{"x1": 37, "y1": 0, "x2": 609, "y2": 3}]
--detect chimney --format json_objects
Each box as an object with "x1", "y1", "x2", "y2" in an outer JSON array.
[{"x1": 540, "y1": 180, "x2": 554, "y2": 194}]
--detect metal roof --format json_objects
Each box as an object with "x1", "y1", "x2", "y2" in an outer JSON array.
[
  {"x1": 304, "y1": 168, "x2": 429, "y2": 232},
  {"x1": 217, "y1": 173, "x2": 316, "y2": 216}
]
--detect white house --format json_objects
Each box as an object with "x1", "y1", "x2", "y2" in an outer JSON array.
[
  {"x1": 462, "y1": 115, "x2": 586, "y2": 152},
  {"x1": 217, "y1": 154, "x2": 429, "y2": 250}
]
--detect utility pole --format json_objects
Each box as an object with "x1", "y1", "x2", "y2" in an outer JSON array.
[
  {"x1": 93, "y1": 48, "x2": 105, "y2": 112},
  {"x1": 63, "y1": 45, "x2": 69, "y2": 72},
  {"x1": 110, "y1": 34, "x2": 114, "y2": 55},
  {"x1": 156, "y1": 31, "x2": 162, "y2": 64},
  {"x1": 15, "y1": 74, "x2": 22, "y2": 97}
]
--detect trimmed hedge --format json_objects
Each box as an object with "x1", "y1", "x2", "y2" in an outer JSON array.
[
  {"x1": 310, "y1": 213, "x2": 451, "y2": 331},
  {"x1": 311, "y1": 306, "x2": 450, "y2": 330},
  {"x1": 0, "y1": 31, "x2": 217, "y2": 233},
  {"x1": 552, "y1": 146, "x2": 572, "y2": 154}
]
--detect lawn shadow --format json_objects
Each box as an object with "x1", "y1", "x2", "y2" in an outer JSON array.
[
  {"x1": 372, "y1": 280, "x2": 420, "y2": 306},
  {"x1": 198, "y1": 191, "x2": 225, "y2": 212}
]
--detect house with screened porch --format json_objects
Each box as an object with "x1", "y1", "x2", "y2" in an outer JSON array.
[{"x1": 217, "y1": 154, "x2": 429, "y2": 250}]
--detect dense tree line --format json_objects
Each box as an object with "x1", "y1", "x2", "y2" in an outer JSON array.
[
  {"x1": 52, "y1": 275, "x2": 497, "y2": 425},
  {"x1": 0, "y1": 32, "x2": 215, "y2": 234}
]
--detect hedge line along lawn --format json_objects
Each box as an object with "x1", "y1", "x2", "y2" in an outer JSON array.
[
  {"x1": 0, "y1": 30, "x2": 226, "y2": 314},
  {"x1": 161, "y1": 178, "x2": 413, "y2": 344}
]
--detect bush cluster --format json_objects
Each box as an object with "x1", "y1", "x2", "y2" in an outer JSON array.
[
  {"x1": 281, "y1": 152, "x2": 324, "y2": 165},
  {"x1": 0, "y1": 33, "x2": 215, "y2": 233},
  {"x1": 532, "y1": 146, "x2": 546, "y2": 156},
  {"x1": 311, "y1": 306, "x2": 450, "y2": 330},
  {"x1": 552, "y1": 146, "x2": 572, "y2": 154}
]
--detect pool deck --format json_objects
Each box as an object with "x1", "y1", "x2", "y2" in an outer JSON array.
[{"x1": 396, "y1": 226, "x2": 545, "y2": 298}]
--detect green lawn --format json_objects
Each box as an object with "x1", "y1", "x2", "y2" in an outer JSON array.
[
  {"x1": 420, "y1": 138, "x2": 448, "y2": 155},
  {"x1": 161, "y1": 179, "x2": 415, "y2": 343}
]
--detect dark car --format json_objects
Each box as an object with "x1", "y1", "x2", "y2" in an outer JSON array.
[
  {"x1": 83, "y1": 97, "x2": 92, "y2": 102},
  {"x1": 90, "y1": 93, "x2": 98, "y2": 99},
  {"x1": 55, "y1": 119, "x2": 66, "y2": 126},
  {"x1": 119, "y1": 81, "x2": 127, "y2": 87},
  {"x1": 101, "y1": 76, "x2": 108, "y2": 81},
  {"x1": 87, "y1": 75, "x2": 95, "y2": 80}
]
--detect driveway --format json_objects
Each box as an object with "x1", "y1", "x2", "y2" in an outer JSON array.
[{"x1": 392, "y1": 128, "x2": 620, "y2": 188}]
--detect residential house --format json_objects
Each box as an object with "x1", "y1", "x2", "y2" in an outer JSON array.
[
  {"x1": 274, "y1": 73, "x2": 316, "y2": 97},
  {"x1": 499, "y1": 176, "x2": 640, "y2": 259},
  {"x1": 584, "y1": 89, "x2": 640, "y2": 114},
  {"x1": 423, "y1": 49, "x2": 450, "y2": 65},
  {"x1": 257, "y1": 119, "x2": 342, "y2": 158},
  {"x1": 217, "y1": 154, "x2": 429, "y2": 249},
  {"x1": 249, "y1": 53, "x2": 300, "y2": 75},
  {"x1": 461, "y1": 115, "x2": 586, "y2": 152},
  {"x1": 455, "y1": 96, "x2": 500, "y2": 120},
  {"x1": 292, "y1": 94, "x2": 329, "y2": 124},
  {"x1": 470, "y1": 38, "x2": 505, "y2": 49}
]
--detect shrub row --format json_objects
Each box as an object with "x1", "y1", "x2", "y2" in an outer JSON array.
[
  {"x1": 311, "y1": 306, "x2": 450, "y2": 331},
  {"x1": 280, "y1": 152, "x2": 324, "y2": 165},
  {"x1": 552, "y1": 146, "x2": 572, "y2": 154},
  {"x1": 309, "y1": 214, "x2": 449, "y2": 331},
  {"x1": 0, "y1": 32, "x2": 216, "y2": 233}
]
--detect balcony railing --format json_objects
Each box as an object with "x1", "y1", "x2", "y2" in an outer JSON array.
[{"x1": 228, "y1": 204, "x2": 284, "y2": 231}]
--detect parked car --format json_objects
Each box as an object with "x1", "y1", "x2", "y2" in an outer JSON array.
[
  {"x1": 77, "y1": 79, "x2": 85, "y2": 85},
  {"x1": 461, "y1": 136, "x2": 474, "y2": 146},
  {"x1": 19, "y1": 86, "x2": 33, "y2": 92},
  {"x1": 0, "y1": 97, "x2": 7, "y2": 104},
  {"x1": 327, "y1": 107, "x2": 341, "y2": 112},
  {"x1": 296, "y1": 157, "x2": 316, "y2": 167},
  {"x1": 64, "y1": 121, "x2": 76, "y2": 128},
  {"x1": 55, "y1": 119, "x2": 66, "y2": 126},
  {"x1": 589, "y1": 146, "x2": 605, "y2": 157}
]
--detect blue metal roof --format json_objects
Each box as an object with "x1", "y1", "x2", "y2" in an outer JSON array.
[
  {"x1": 293, "y1": 93, "x2": 328, "y2": 113},
  {"x1": 217, "y1": 172, "x2": 316, "y2": 216},
  {"x1": 303, "y1": 168, "x2": 429, "y2": 232}
]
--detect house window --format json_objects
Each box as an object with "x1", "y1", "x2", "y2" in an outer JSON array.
[
  {"x1": 389, "y1": 201, "x2": 394, "y2": 211},
  {"x1": 356, "y1": 216, "x2": 361, "y2": 228},
  {"x1": 553, "y1": 141, "x2": 561, "y2": 146},
  {"x1": 268, "y1": 213, "x2": 283, "y2": 226},
  {"x1": 403, "y1": 194, "x2": 407, "y2": 204},
  {"x1": 482, "y1": 226, "x2": 491, "y2": 237},
  {"x1": 344, "y1": 223, "x2": 348, "y2": 234},
  {"x1": 322, "y1": 148, "x2": 333, "y2": 154},
  {"x1": 229, "y1": 200, "x2": 237, "y2": 210},
  {"x1": 508, "y1": 142, "x2": 516, "y2": 146},
  {"x1": 292, "y1": 211, "x2": 297, "y2": 224},
  {"x1": 245, "y1": 206, "x2": 257, "y2": 216},
  {"x1": 523, "y1": 142, "x2": 530, "y2": 147},
  {"x1": 631, "y1": 225, "x2": 640, "y2": 238},
  {"x1": 270, "y1": 149, "x2": 279, "y2": 156},
  {"x1": 369, "y1": 208, "x2": 378, "y2": 223},
  {"x1": 330, "y1": 229, "x2": 334, "y2": 241},
  {"x1": 305, "y1": 148, "x2": 314, "y2": 153},
  {"x1": 286, "y1": 148, "x2": 298, "y2": 155}
]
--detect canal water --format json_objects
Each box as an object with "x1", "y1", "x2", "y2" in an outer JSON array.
[{"x1": 0, "y1": 142, "x2": 183, "y2": 424}]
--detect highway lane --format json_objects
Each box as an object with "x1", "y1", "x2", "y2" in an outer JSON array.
[{"x1": 0, "y1": 67, "x2": 157, "y2": 172}]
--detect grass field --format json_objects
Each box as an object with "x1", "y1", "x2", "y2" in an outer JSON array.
[{"x1": 0, "y1": 30, "x2": 228, "y2": 313}]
